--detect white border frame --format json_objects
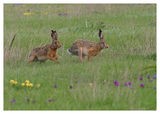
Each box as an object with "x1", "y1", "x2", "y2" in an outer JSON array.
[{"x1": 0, "y1": 0, "x2": 159, "y2": 113}]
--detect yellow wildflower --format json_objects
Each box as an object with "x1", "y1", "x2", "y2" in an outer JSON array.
[
  {"x1": 25, "y1": 80, "x2": 30, "y2": 84},
  {"x1": 29, "y1": 83, "x2": 33, "y2": 87},
  {"x1": 89, "y1": 83, "x2": 93, "y2": 88},
  {"x1": 21, "y1": 83, "x2": 25, "y2": 87},
  {"x1": 10, "y1": 80, "x2": 14, "y2": 84},
  {"x1": 43, "y1": 11, "x2": 47, "y2": 15},
  {"x1": 23, "y1": 12, "x2": 32, "y2": 16},
  {"x1": 36, "y1": 84, "x2": 40, "y2": 88},
  {"x1": 26, "y1": 83, "x2": 30, "y2": 87},
  {"x1": 13, "y1": 81, "x2": 18, "y2": 85}
]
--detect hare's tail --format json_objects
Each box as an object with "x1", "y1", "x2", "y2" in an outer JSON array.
[{"x1": 67, "y1": 48, "x2": 72, "y2": 55}]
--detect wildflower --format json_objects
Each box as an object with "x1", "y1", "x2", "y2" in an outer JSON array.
[
  {"x1": 36, "y1": 84, "x2": 40, "y2": 88},
  {"x1": 13, "y1": 81, "x2": 18, "y2": 85},
  {"x1": 123, "y1": 82, "x2": 128, "y2": 86},
  {"x1": 70, "y1": 85, "x2": 73, "y2": 89},
  {"x1": 29, "y1": 83, "x2": 33, "y2": 87},
  {"x1": 153, "y1": 74, "x2": 156, "y2": 79},
  {"x1": 26, "y1": 98, "x2": 30, "y2": 102},
  {"x1": 11, "y1": 99, "x2": 16, "y2": 104},
  {"x1": 23, "y1": 12, "x2": 32, "y2": 16},
  {"x1": 21, "y1": 83, "x2": 25, "y2": 87},
  {"x1": 89, "y1": 83, "x2": 93, "y2": 88},
  {"x1": 128, "y1": 85, "x2": 132, "y2": 88},
  {"x1": 32, "y1": 100, "x2": 36, "y2": 104},
  {"x1": 10, "y1": 80, "x2": 14, "y2": 84},
  {"x1": 48, "y1": 98, "x2": 56, "y2": 102},
  {"x1": 25, "y1": 80, "x2": 30, "y2": 84},
  {"x1": 114, "y1": 81, "x2": 120, "y2": 86},
  {"x1": 128, "y1": 81, "x2": 132, "y2": 86},
  {"x1": 140, "y1": 83, "x2": 144, "y2": 88},
  {"x1": 147, "y1": 75, "x2": 150, "y2": 79},
  {"x1": 26, "y1": 83, "x2": 30, "y2": 87},
  {"x1": 53, "y1": 84, "x2": 57, "y2": 88},
  {"x1": 43, "y1": 11, "x2": 48, "y2": 15},
  {"x1": 27, "y1": 9, "x2": 30, "y2": 12},
  {"x1": 139, "y1": 77, "x2": 143, "y2": 81},
  {"x1": 153, "y1": 87, "x2": 156, "y2": 90}
]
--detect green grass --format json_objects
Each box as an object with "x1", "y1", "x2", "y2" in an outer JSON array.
[{"x1": 4, "y1": 4, "x2": 156, "y2": 110}]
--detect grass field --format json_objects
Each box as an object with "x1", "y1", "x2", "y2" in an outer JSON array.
[{"x1": 4, "y1": 4, "x2": 156, "y2": 110}]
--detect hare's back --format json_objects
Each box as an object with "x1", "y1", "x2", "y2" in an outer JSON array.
[
  {"x1": 68, "y1": 40, "x2": 96, "y2": 56},
  {"x1": 72, "y1": 40, "x2": 96, "y2": 48},
  {"x1": 30, "y1": 45, "x2": 50, "y2": 57}
]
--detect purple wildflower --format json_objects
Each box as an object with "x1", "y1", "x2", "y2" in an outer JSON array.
[
  {"x1": 114, "y1": 81, "x2": 120, "y2": 86},
  {"x1": 128, "y1": 85, "x2": 132, "y2": 88},
  {"x1": 139, "y1": 77, "x2": 143, "y2": 81},
  {"x1": 27, "y1": 9, "x2": 30, "y2": 12},
  {"x1": 153, "y1": 74, "x2": 156, "y2": 79},
  {"x1": 123, "y1": 82, "x2": 128, "y2": 86},
  {"x1": 11, "y1": 99, "x2": 16, "y2": 104},
  {"x1": 32, "y1": 100, "x2": 36, "y2": 104},
  {"x1": 70, "y1": 85, "x2": 73, "y2": 89},
  {"x1": 53, "y1": 84, "x2": 57, "y2": 88},
  {"x1": 48, "y1": 98, "x2": 56, "y2": 102},
  {"x1": 147, "y1": 75, "x2": 150, "y2": 79},
  {"x1": 128, "y1": 81, "x2": 132, "y2": 86},
  {"x1": 26, "y1": 98, "x2": 30, "y2": 102},
  {"x1": 140, "y1": 83, "x2": 144, "y2": 88},
  {"x1": 153, "y1": 87, "x2": 156, "y2": 90},
  {"x1": 48, "y1": 99, "x2": 52, "y2": 102}
]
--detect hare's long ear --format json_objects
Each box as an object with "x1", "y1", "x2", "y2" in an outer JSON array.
[
  {"x1": 51, "y1": 30, "x2": 56, "y2": 34},
  {"x1": 51, "y1": 30, "x2": 54, "y2": 38},
  {"x1": 51, "y1": 30, "x2": 58, "y2": 40},
  {"x1": 99, "y1": 29, "x2": 104, "y2": 40},
  {"x1": 51, "y1": 30, "x2": 57, "y2": 39}
]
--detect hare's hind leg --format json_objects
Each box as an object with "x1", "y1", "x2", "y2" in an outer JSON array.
[{"x1": 27, "y1": 55, "x2": 36, "y2": 62}]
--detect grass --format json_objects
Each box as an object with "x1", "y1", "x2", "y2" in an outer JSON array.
[{"x1": 4, "y1": 4, "x2": 156, "y2": 110}]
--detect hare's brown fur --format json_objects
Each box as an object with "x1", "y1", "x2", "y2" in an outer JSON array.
[
  {"x1": 28, "y1": 30, "x2": 61, "y2": 63},
  {"x1": 67, "y1": 29, "x2": 108, "y2": 62}
]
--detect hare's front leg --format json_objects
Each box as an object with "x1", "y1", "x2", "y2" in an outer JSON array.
[
  {"x1": 55, "y1": 54, "x2": 58, "y2": 60},
  {"x1": 47, "y1": 55, "x2": 59, "y2": 63},
  {"x1": 78, "y1": 47, "x2": 83, "y2": 63},
  {"x1": 27, "y1": 55, "x2": 36, "y2": 63}
]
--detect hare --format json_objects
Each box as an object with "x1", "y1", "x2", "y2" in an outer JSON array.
[
  {"x1": 27, "y1": 30, "x2": 62, "y2": 63},
  {"x1": 67, "y1": 29, "x2": 108, "y2": 62}
]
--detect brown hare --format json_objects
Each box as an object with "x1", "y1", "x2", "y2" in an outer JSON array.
[
  {"x1": 67, "y1": 29, "x2": 108, "y2": 62},
  {"x1": 27, "y1": 30, "x2": 62, "y2": 63}
]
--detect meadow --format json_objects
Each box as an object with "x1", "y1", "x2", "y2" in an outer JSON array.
[{"x1": 4, "y1": 4, "x2": 156, "y2": 110}]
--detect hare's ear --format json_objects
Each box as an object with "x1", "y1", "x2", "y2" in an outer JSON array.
[
  {"x1": 99, "y1": 29, "x2": 103, "y2": 40},
  {"x1": 51, "y1": 30, "x2": 57, "y2": 33}
]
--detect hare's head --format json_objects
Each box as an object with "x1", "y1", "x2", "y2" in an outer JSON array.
[
  {"x1": 52, "y1": 40, "x2": 62, "y2": 49},
  {"x1": 51, "y1": 30, "x2": 58, "y2": 40},
  {"x1": 98, "y1": 29, "x2": 109, "y2": 49},
  {"x1": 51, "y1": 30, "x2": 61, "y2": 49}
]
